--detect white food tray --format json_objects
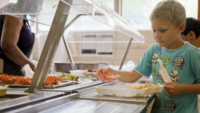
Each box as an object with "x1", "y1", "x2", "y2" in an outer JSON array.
[{"x1": 95, "y1": 84, "x2": 164, "y2": 97}]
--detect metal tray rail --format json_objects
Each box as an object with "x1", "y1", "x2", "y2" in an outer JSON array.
[
  {"x1": 43, "y1": 81, "x2": 74, "y2": 89},
  {"x1": 0, "y1": 91, "x2": 64, "y2": 112}
]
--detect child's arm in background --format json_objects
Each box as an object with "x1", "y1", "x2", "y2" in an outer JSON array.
[
  {"x1": 108, "y1": 67, "x2": 142, "y2": 83},
  {"x1": 164, "y1": 82, "x2": 200, "y2": 97}
]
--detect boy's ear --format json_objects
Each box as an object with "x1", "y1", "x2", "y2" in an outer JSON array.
[
  {"x1": 189, "y1": 31, "x2": 196, "y2": 40},
  {"x1": 178, "y1": 23, "x2": 186, "y2": 33}
]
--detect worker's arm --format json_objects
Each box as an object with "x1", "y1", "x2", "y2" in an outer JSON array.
[{"x1": 1, "y1": 15, "x2": 35, "y2": 71}]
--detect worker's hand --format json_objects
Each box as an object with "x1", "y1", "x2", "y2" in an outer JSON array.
[
  {"x1": 163, "y1": 82, "x2": 183, "y2": 97},
  {"x1": 29, "y1": 62, "x2": 36, "y2": 72}
]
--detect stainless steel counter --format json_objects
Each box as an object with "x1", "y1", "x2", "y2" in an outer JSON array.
[
  {"x1": 3, "y1": 81, "x2": 154, "y2": 113},
  {"x1": 41, "y1": 99, "x2": 147, "y2": 113}
]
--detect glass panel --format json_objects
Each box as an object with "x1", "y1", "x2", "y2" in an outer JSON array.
[{"x1": 0, "y1": 0, "x2": 145, "y2": 43}]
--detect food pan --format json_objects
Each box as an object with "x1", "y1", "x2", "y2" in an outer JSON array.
[{"x1": 54, "y1": 62, "x2": 108, "y2": 73}]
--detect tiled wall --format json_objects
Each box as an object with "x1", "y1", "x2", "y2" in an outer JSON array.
[{"x1": 31, "y1": 30, "x2": 156, "y2": 66}]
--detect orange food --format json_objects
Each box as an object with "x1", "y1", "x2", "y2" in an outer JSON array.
[
  {"x1": 97, "y1": 71, "x2": 117, "y2": 82},
  {"x1": 45, "y1": 74, "x2": 67, "y2": 86},
  {"x1": 0, "y1": 74, "x2": 32, "y2": 85},
  {"x1": 0, "y1": 74, "x2": 67, "y2": 86}
]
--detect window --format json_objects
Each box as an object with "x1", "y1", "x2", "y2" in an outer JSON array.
[
  {"x1": 122, "y1": 0, "x2": 198, "y2": 30},
  {"x1": 9, "y1": 0, "x2": 17, "y2": 3}
]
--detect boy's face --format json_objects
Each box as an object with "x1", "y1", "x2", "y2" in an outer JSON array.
[{"x1": 151, "y1": 19, "x2": 185, "y2": 49}]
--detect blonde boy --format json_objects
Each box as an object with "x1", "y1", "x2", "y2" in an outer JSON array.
[{"x1": 99, "y1": 0, "x2": 200, "y2": 113}]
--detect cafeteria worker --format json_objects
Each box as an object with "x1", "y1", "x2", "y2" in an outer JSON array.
[{"x1": 0, "y1": 0, "x2": 43, "y2": 76}]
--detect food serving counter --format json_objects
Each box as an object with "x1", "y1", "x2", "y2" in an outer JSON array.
[
  {"x1": 1, "y1": 81, "x2": 154, "y2": 113},
  {"x1": 0, "y1": 0, "x2": 151, "y2": 112}
]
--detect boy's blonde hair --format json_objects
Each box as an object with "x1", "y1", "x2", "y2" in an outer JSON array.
[{"x1": 150, "y1": 0, "x2": 186, "y2": 26}]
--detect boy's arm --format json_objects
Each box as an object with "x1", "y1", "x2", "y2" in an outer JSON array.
[
  {"x1": 108, "y1": 68, "x2": 142, "y2": 83},
  {"x1": 181, "y1": 83, "x2": 200, "y2": 94},
  {"x1": 164, "y1": 82, "x2": 200, "y2": 97}
]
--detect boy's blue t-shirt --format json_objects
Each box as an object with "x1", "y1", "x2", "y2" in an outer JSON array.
[{"x1": 134, "y1": 42, "x2": 200, "y2": 113}]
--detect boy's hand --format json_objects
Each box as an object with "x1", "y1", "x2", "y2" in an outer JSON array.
[
  {"x1": 107, "y1": 67, "x2": 116, "y2": 74},
  {"x1": 98, "y1": 67, "x2": 117, "y2": 74},
  {"x1": 163, "y1": 82, "x2": 183, "y2": 97},
  {"x1": 98, "y1": 68, "x2": 108, "y2": 74},
  {"x1": 97, "y1": 68, "x2": 107, "y2": 82},
  {"x1": 97, "y1": 68, "x2": 119, "y2": 82}
]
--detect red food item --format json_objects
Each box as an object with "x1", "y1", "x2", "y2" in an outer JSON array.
[
  {"x1": 0, "y1": 74, "x2": 67, "y2": 86},
  {"x1": 97, "y1": 71, "x2": 117, "y2": 82}
]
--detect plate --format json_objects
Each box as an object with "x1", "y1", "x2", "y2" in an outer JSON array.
[{"x1": 95, "y1": 84, "x2": 164, "y2": 97}]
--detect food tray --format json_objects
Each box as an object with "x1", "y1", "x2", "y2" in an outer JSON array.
[
  {"x1": 44, "y1": 81, "x2": 74, "y2": 89},
  {"x1": 95, "y1": 84, "x2": 164, "y2": 97}
]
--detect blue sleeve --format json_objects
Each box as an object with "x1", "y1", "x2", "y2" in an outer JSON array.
[
  {"x1": 134, "y1": 45, "x2": 154, "y2": 78},
  {"x1": 192, "y1": 56, "x2": 200, "y2": 83}
]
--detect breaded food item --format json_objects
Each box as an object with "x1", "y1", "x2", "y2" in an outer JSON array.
[{"x1": 127, "y1": 83, "x2": 160, "y2": 90}]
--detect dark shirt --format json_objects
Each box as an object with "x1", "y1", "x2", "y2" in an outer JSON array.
[{"x1": 0, "y1": 15, "x2": 34, "y2": 51}]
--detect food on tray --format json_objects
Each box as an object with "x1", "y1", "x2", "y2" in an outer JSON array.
[
  {"x1": 45, "y1": 75, "x2": 67, "y2": 86},
  {"x1": 0, "y1": 74, "x2": 67, "y2": 86},
  {"x1": 65, "y1": 74, "x2": 79, "y2": 81},
  {"x1": 127, "y1": 83, "x2": 160, "y2": 90},
  {"x1": 85, "y1": 69, "x2": 96, "y2": 72},
  {"x1": 97, "y1": 71, "x2": 117, "y2": 81},
  {"x1": 0, "y1": 74, "x2": 32, "y2": 85}
]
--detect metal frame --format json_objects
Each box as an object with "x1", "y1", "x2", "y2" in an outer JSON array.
[
  {"x1": 62, "y1": 14, "x2": 86, "y2": 70},
  {"x1": 25, "y1": 1, "x2": 71, "y2": 92},
  {"x1": 119, "y1": 38, "x2": 133, "y2": 70},
  {"x1": 114, "y1": 0, "x2": 123, "y2": 16}
]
